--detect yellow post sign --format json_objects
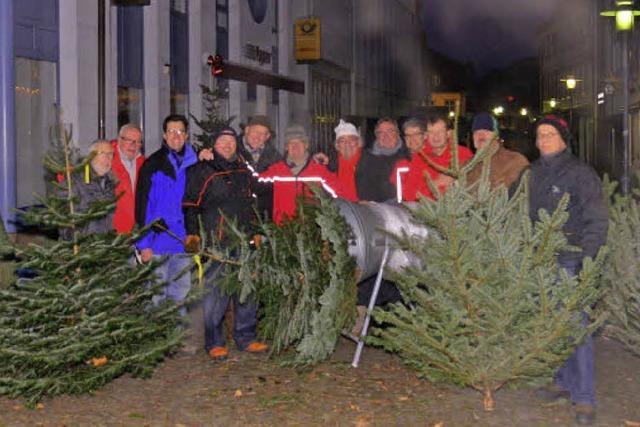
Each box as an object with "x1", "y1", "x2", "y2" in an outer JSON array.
[{"x1": 295, "y1": 18, "x2": 321, "y2": 61}]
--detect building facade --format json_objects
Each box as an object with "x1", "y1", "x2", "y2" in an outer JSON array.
[
  {"x1": 0, "y1": 0, "x2": 426, "y2": 231},
  {"x1": 539, "y1": 0, "x2": 640, "y2": 182}
]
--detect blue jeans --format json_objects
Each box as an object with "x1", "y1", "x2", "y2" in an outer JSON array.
[
  {"x1": 555, "y1": 261, "x2": 596, "y2": 406},
  {"x1": 203, "y1": 263, "x2": 257, "y2": 351},
  {"x1": 152, "y1": 254, "x2": 192, "y2": 316}
]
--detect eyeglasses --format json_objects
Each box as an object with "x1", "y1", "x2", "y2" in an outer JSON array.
[
  {"x1": 375, "y1": 129, "x2": 398, "y2": 136},
  {"x1": 403, "y1": 132, "x2": 424, "y2": 139},
  {"x1": 537, "y1": 131, "x2": 560, "y2": 140},
  {"x1": 166, "y1": 128, "x2": 187, "y2": 137},
  {"x1": 120, "y1": 136, "x2": 142, "y2": 145},
  {"x1": 96, "y1": 151, "x2": 114, "y2": 158}
]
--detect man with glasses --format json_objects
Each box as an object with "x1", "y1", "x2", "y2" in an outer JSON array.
[
  {"x1": 135, "y1": 114, "x2": 197, "y2": 315},
  {"x1": 57, "y1": 140, "x2": 116, "y2": 239},
  {"x1": 529, "y1": 115, "x2": 607, "y2": 426},
  {"x1": 392, "y1": 114, "x2": 473, "y2": 202},
  {"x1": 111, "y1": 123, "x2": 145, "y2": 234},
  {"x1": 355, "y1": 117, "x2": 408, "y2": 202}
]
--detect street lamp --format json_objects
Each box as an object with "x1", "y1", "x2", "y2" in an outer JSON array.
[
  {"x1": 560, "y1": 75, "x2": 581, "y2": 131},
  {"x1": 492, "y1": 106, "x2": 504, "y2": 116},
  {"x1": 520, "y1": 107, "x2": 528, "y2": 116},
  {"x1": 601, "y1": 0, "x2": 640, "y2": 194},
  {"x1": 549, "y1": 99, "x2": 557, "y2": 109}
]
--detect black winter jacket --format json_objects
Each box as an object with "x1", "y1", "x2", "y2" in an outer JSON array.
[
  {"x1": 237, "y1": 140, "x2": 282, "y2": 220},
  {"x1": 355, "y1": 147, "x2": 408, "y2": 202},
  {"x1": 182, "y1": 155, "x2": 256, "y2": 245},
  {"x1": 528, "y1": 149, "x2": 608, "y2": 266}
]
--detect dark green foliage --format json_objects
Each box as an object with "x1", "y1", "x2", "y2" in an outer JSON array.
[
  {"x1": 601, "y1": 176, "x2": 640, "y2": 356},
  {"x1": 207, "y1": 190, "x2": 357, "y2": 365},
  {"x1": 369, "y1": 174, "x2": 606, "y2": 409},
  {"x1": 189, "y1": 84, "x2": 232, "y2": 150},
  {"x1": 0, "y1": 128, "x2": 181, "y2": 406}
]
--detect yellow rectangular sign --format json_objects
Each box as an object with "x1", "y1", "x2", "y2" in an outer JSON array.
[{"x1": 295, "y1": 18, "x2": 321, "y2": 61}]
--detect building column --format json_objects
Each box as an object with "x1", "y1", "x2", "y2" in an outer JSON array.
[{"x1": 0, "y1": 0, "x2": 16, "y2": 232}]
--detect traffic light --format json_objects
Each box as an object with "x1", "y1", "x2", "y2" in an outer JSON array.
[
  {"x1": 207, "y1": 54, "x2": 224, "y2": 77},
  {"x1": 506, "y1": 95, "x2": 515, "y2": 103}
]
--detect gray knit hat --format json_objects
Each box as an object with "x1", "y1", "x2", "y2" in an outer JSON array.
[{"x1": 284, "y1": 124, "x2": 309, "y2": 144}]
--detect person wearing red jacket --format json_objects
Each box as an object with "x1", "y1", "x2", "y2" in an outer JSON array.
[
  {"x1": 111, "y1": 123, "x2": 144, "y2": 233},
  {"x1": 391, "y1": 114, "x2": 473, "y2": 202},
  {"x1": 259, "y1": 124, "x2": 345, "y2": 224}
]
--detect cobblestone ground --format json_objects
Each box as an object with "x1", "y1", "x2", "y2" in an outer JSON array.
[{"x1": 0, "y1": 327, "x2": 639, "y2": 426}]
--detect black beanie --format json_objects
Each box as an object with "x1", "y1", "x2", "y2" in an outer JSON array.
[
  {"x1": 536, "y1": 115, "x2": 572, "y2": 144},
  {"x1": 213, "y1": 125, "x2": 238, "y2": 143}
]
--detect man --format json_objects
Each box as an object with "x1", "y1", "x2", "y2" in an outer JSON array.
[
  {"x1": 529, "y1": 115, "x2": 608, "y2": 426},
  {"x1": 355, "y1": 117, "x2": 408, "y2": 202},
  {"x1": 111, "y1": 123, "x2": 145, "y2": 234},
  {"x1": 260, "y1": 124, "x2": 345, "y2": 224},
  {"x1": 183, "y1": 127, "x2": 268, "y2": 360},
  {"x1": 135, "y1": 114, "x2": 197, "y2": 312},
  {"x1": 326, "y1": 119, "x2": 362, "y2": 202},
  {"x1": 465, "y1": 112, "x2": 529, "y2": 189},
  {"x1": 392, "y1": 114, "x2": 473, "y2": 202},
  {"x1": 58, "y1": 140, "x2": 116, "y2": 239},
  {"x1": 390, "y1": 117, "x2": 427, "y2": 202},
  {"x1": 236, "y1": 115, "x2": 282, "y2": 219}
]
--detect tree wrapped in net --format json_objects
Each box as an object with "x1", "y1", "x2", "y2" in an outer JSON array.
[
  {"x1": 203, "y1": 188, "x2": 357, "y2": 365},
  {"x1": 368, "y1": 174, "x2": 607, "y2": 410},
  {"x1": 0, "y1": 127, "x2": 182, "y2": 406},
  {"x1": 600, "y1": 176, "x2": 640, "y2": 356}
]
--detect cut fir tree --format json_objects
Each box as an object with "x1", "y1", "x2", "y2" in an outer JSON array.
[
  {"x1": 601, "y1": 176, "x2": 640, "y2": 357},
  {"x1": 0, "y1": 127, "x2": 182, "y2": 406},
  {"x1": 368, "y1": 173, "x2": 606, "y2": 410},
  {"x1": 207, "y1": 188, "x2": 357, "y2": 366}
]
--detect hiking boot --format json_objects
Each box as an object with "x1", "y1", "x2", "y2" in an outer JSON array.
[
  {"x1": 535, "y1": 384, "x2": 570, "y2": 403},
  {"x1": 244, "y1": 341, "x2": 268, "y2": 353},
  {"x1": 208, "y1": 346, "x2": 228, "y2": 361},
  {"x1": 574, "y1": 404, "x2": 596, "y2": 426}
]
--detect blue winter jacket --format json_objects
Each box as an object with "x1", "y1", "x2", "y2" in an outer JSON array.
[{"x1": 135, "y1": 143, "x2": 197, "y2": 254}]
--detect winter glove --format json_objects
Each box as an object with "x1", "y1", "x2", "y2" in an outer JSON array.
[{"x1": 184, "y1": 235, "x2": 201, "y2": 253}]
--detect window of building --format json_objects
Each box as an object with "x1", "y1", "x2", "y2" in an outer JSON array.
[
  {"x1": 216, "y1": 0, "x2": 229, "y2": 97},
  {"x1": 170, "y1": 0, "x2": 189, "y2": 114},
  {"x1": 14, "y1": 0, "x2": 59, "y2": 207},
  {"x1": 117, "y1": 5, "x2": 144, "y2": 130}
]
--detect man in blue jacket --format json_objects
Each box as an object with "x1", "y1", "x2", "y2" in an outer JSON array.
[{"x1": 135, "y1": 114, "x2": 197, "y2": 314}]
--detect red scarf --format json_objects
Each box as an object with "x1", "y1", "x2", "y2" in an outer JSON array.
[{"x1": 337, "y1": 148, "x2": 361, "y2": 202}]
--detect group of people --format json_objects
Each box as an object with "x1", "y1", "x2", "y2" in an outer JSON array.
[{"x1": 64, "y1": 109, "x2": 606, "y2": 425}]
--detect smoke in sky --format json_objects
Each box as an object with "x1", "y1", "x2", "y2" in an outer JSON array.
[{"x1": 422, "y1": 0, "x2": 559, "y2": 74}]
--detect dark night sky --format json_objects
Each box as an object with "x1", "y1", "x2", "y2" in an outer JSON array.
[{"x1": 421, "y1": 0, "x2": 558, "y2": 75}]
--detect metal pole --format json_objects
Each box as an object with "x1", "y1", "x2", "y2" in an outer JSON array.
[
  {"x1": 352, "y1": 243, "x2": 390, "y2": 368},
  {"x1": 98, "y1": 0, "x2": 106, "y2": 139},
  {"x1": 0, "y1": 0, "x2": 16, "y2": 233},
  {"x1": 622, "y1": 31, "x2": 630, "y2": 195}
]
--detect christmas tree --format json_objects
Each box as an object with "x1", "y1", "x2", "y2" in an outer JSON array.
[
  {"x1": 0, "y1": 127, "x2": 181, "y2": 406},
  {"x1": 203, "y1": 189, "x2": 357, "y2": 365},
  {"x1": 601, "y1": 176, "x2": 640, "y2": 356},
  {"x1": 189, "y1": 84, "x2": 232, "y2": 150},
  {"x1": 368, "y1": 174, "x2": 606, "y2": 410}
]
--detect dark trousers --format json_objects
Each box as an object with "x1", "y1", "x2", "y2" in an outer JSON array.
[
  {"x1": 555, "y1": 261, "x2": 596, "y2": 406},
  {"x1": 203, "y1": 263, "x2": 257, "y2": 351},
  {"x1": 356, "y1": 275, "x2": 402, "y2": 306}
]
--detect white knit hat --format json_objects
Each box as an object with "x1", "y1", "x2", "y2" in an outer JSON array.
[{"x1": 334, "y1": 119, "x2": 360, "y2": 140}]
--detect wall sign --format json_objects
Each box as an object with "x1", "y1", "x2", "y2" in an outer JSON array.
[
  {"x1": 295, "y1": 18, "x2": 321, "y2": 61},
  {"x1": 244, "y1": 43, "x2": 272, "y2": 65}
]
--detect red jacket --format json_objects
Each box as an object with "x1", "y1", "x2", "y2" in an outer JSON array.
[
  {"x1": 110, "y1": 140, "x2": 145, "y2": 233},
  {"x1": 391, "y1": 141, "x2": 473, "y2": 202},
  {"x1": 260, "y1": 159, "x2": 346, "y2": 224}
]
